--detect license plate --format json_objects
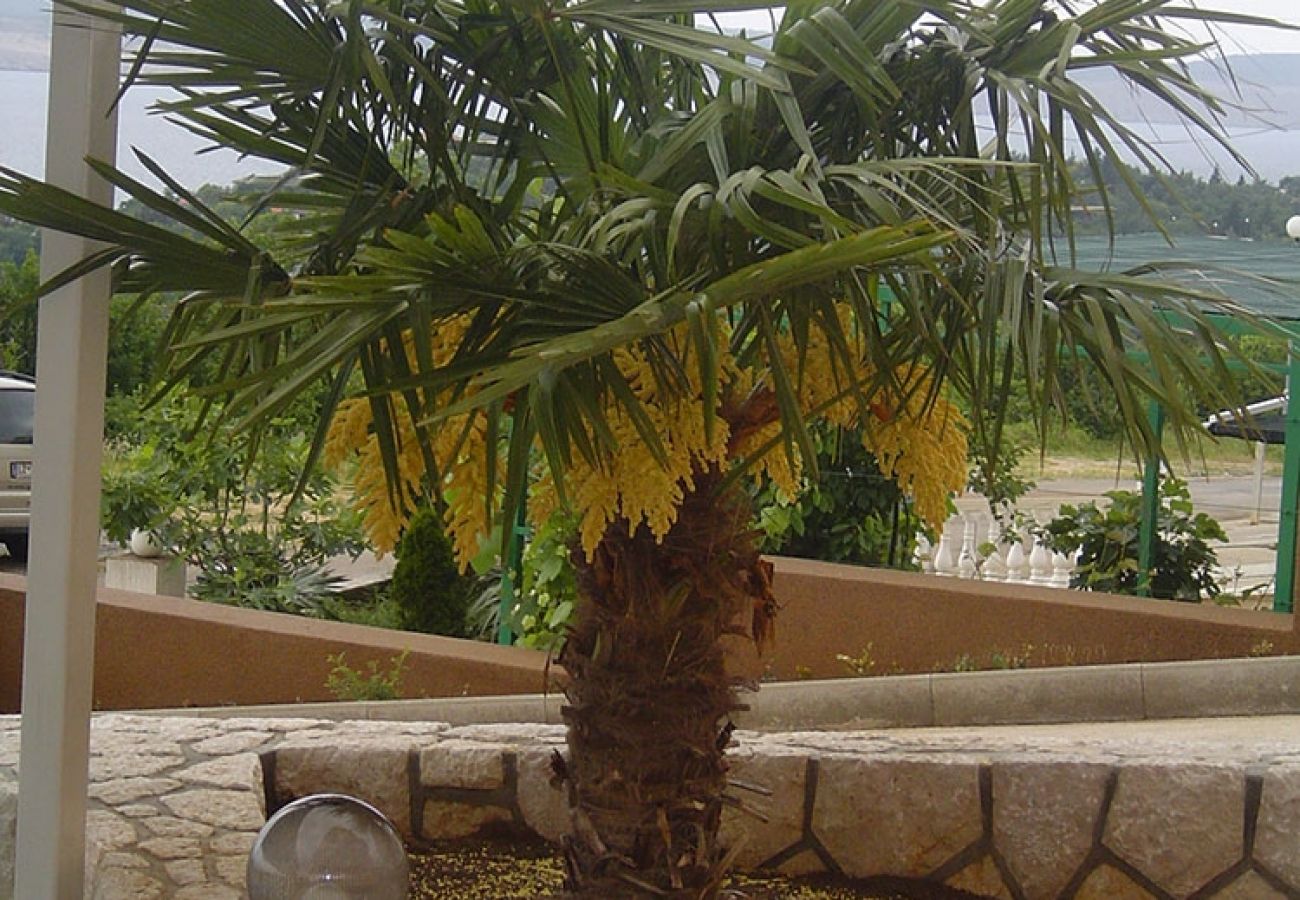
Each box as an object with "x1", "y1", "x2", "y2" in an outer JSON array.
[{"x1": 10, "y1": 461, "x2": 31, "y2": 480}]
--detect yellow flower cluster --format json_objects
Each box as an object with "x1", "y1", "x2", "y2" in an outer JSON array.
[
  {"x1": 861, "y1": 374, "x2": 968, "y2": 528},
  {"x1": 530, "y1": 331, "x2": 734, "y2": 560},
  {"x1": 322, "y1": 314, "x2": 502, "y2": 568},
  {"x1": 326, "y1": 307, "x2": 968, "y2": 570},
  {"x1": 733, "y1": 318, "x2": 967, "y2": 530}
]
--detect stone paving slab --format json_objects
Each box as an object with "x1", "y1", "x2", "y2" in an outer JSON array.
[{"x1": 1, "y1": 714, "x2": 1299, "y2": 899}]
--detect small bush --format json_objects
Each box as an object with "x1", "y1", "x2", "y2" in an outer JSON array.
[
  {"x1": 507, "y1": 512, "x2": 579, "y2": 652},
  {"x1": 390, "y1": 505, "x2": 476, "y2": 637},
  {"x1": 1038, "y1": 477, "x2": 1226, "y2": 602},
  {"x1": 325, "y1": 650, "x2": 408, "y2": 702}
]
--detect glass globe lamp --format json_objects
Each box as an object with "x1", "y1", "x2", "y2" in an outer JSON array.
[
  {"x1": 247, "y1": 794, "x2": 409, "y2": 899},
  {"x1": 1287, "y1": 215, "x2": 1300, "y2": 241}
]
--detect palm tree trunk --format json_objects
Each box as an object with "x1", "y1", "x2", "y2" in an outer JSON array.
[{"x1": 557, "y1": 468, "x2": 776, "y2": 898}]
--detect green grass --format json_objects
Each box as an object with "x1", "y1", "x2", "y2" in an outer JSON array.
[{"x1": 1001, "y1": 421, "x2": 1284, "y2": 481}]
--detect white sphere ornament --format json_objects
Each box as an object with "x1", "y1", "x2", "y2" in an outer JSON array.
[
  {"x1": 246, "y1": 794, "x2": 408, "y2": 899},
  {"x1": 1286, "y1": 215, "x2": 1300, "y2": 240},
  {"x1": 128, "y1": 528, "x2": 163, "y2": 558}
]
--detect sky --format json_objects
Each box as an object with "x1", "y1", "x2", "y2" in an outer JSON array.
[{"x1": 717, "y1": 1, "x2": 1300, "y2": 55}]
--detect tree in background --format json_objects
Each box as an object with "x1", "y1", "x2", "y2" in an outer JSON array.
[{"x1": 0, "y1": 1, "x2": 1282, "y2": 895}]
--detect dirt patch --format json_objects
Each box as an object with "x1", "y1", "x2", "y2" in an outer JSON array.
[{"x1": 408, "y1": 836, "x2": 991, "y2": 899}]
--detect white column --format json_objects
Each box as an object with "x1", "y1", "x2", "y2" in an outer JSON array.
[{"x1": 15, "y1": 4, "x2": 120, "y2": 898}]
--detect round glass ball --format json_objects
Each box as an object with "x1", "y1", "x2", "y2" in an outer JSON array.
[{"x1": 246, "y1": 794, "x2": 409, "y2": 899}]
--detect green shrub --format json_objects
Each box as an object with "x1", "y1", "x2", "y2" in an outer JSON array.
[
  {"x1": 325, "y1": 650, "x2": 408, "y2": 702},
  {"x1": 390, "y1": 505, "x2": 476, "y2": 637},
  {"x1": 507, "y1": 512, "x2": 579, "y2": 652},
  {"x1": 101, "y1": 392, "x2": 366, "y2": 615},
  {"x1": 754, "y1": 426, "x2": 923, "y2": 569},
  {"x1": 1038, "y1": 477, "x2": 1226, "y2": 602}
]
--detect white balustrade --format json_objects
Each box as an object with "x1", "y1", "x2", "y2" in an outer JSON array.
[{"x1": 924, "y1": 508, "x2": 1082, "y2": 588}]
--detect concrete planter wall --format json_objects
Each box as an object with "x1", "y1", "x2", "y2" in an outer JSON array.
[{"x1": 2, "y1": 558, "x2": 1294, "y2": 712}]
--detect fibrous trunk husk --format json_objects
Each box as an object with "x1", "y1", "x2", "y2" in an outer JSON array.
[{"x1": 557, "y1": 468, "x2": 776, "y2": 899}]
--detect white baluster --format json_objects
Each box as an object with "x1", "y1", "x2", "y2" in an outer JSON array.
[
  {"x1": 983, "y1": 538, "x2": 1008, "y2": 580},
  {"x1": 934, "y1": 517, "x2": 958, "y2": 576},
  {"x1": 957, "y1": 517, "x2": 978, "y2": 579},
  {"x1": 1029, "y1": 534, "x2": 1053, "y2": 584},
  {"x1": 913, "y1": 533, "x2": 934, "y2": 574},
  {"x1": 1051, "y1": 550, "x2": 1073, "y2": 587},
  {"x1": 1004, "y1": 532, "x2": 1027, "y2": 583}
]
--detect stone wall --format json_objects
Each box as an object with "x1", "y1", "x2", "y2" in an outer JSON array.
[
  {"x1": 262, "y1": 719, "x2": 1300, "y2": 900},
  {"x1": 3, "y1": 714, "x2": 1300, "y2": 899}
]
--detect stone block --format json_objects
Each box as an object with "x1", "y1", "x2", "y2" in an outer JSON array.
[
  {"x1": 1211, "y1": 870, "x2": 1290, "y2": 900},
  {"x1": 160, "y1": 788, "x2": 264, "y2": 833},
  {"x1": 1074, "y1": 864, "x2": 1158, "y2": 900},
  {"x1": 718, "y1": 749, "x2": 806, "y2": 869},
  {"x1": 209, "y1": 831, "x2": 257, "y2": 856},
  {"x1": 98, "y1": 852, "x2": 148, "y2": 869},
  {"x1": 1254, "y1": 765, "x2": 1300, "y2": 892},
  {"x1": 89, "y1": 777, "x2": 182, "y2": 806},
  {"x1": 273, "y1": 743, "x2": 413, "y2": 835},
  {"x1": 175, "y1": 754, "x2": 262, "y2": 791},
  {"x1": 86, "y1": 810, "x2": 139, "y2": 853},
  {"x1": 773, "y1": 849, "x2": 825, "y2": 876},
  {"x1": 516, "y1": 748, "x2": 571, "y2": 844},
  {"x1": 175, "y1": 886, "x2": 240, "y2": 900},
  {"x1": 142, "y1": 816, "x2": 213, "y2": 839},
  {"x1": 191, "y1": 730, "x2": 274, "y2": 756},
  {"x1": 442, "y1": 723, "x2": 566, "y2": 745},
  {"x1": 422, "y1": 799, "x2": 513, "y2": 839},
  {"x1": 211, "y1": 854, "x2": 248, "y2": 887},
  {"x1": 137, "y1": 836, "x2": 201, "y2": 861},
  {"x1": 165, "y1": 859, "x2": 207, "y2": 887},
  {"x1": 89, "y1": 749, "x2": 186, "y2": 781},
  {"x1": 945, "y1": 856, "x2": 1013, "y2": 900},
  {"x1": 90, "y1": 866, "x2": 165, "y2": 900},
  {"x1": 420, "y1": 740, "x2": 506, "y2": 790},
  {"x1": 1103, "y1": 764, "x2": 1244, "y2": 898},
  {"x1": 813, "y1": 758, "x2": 981, "y2": 878},
  {"x1": 104, "y1": 553, "x2": 186, "y2": 598},
  {"x1": 992, "y1": 761, "x2": 1111, "y2": 899}
]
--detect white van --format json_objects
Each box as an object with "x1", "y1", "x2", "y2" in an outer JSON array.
[{"x1": 0, "y1": 372, "x2": 33, "y2": 559}]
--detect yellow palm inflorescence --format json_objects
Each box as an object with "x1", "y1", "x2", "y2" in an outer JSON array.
[{"x1": 325, "y1": 312, "x2": 968, "y2": 570}]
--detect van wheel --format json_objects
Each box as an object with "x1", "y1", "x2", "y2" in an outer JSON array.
[{"x1": 4, "y1": 535, "x2": 28, "y2": 561}]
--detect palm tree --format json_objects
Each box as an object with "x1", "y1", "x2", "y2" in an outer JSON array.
[{"x1": 2, "y1": 1, "x2": 1284, "y2": 895}]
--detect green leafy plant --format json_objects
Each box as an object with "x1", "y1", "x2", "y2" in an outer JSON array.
[
  {"x1": 755, "y1": 427, "x2": 924, "y2": 569},
  {"x1": 1038, "y1": 478, "x2": 1227, "y2": 602},
  {"x1": 967, "y1": 438, "x2": 1037, "y2": 510},
  {"x1": 325, "y1": 650, "x2": 409, "y2": 702},
  {"x1": 508, "y1": 512, "x2": 580, "y2": 652},
  {"x1": 101, "y1": 393, "x2": 365, "y2": 614},
  {"x1": 836, "y1": 643, "x2": 877, "y2": 676},
  {"x1": 389, "y1": 505, "x2": 477, "y2": 638}
]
